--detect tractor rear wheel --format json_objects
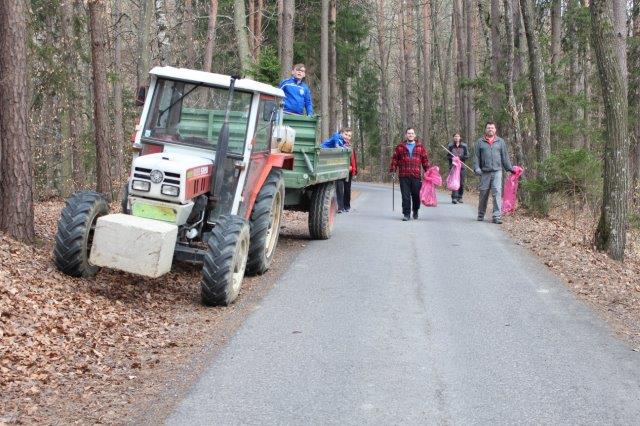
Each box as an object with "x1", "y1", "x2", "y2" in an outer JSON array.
[
  {"x1": 201, "y1": 215, "x2": 250, "y2": 306},
  {"x1": 53, "y1": 191, "x2": 109, "y2": 277},
  {"x1": 308, "y1": 181, "x2": 337, "y2": 240},
  {"x1": 246, "y1": 170, "x2": 285, "y2": 276}
]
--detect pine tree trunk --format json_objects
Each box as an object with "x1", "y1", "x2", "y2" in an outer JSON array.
[
  {"x1": 255, "y1": 0, "x2": 263, "y2": 58},
  {"x1": 490, "y1": 0, "x2": 503, "y2": 113},
  {"x1": 136, "y1": 0, "x2": 155, "y2": 88},
  {"x1": 233, "y1": 0, "x2": 252, "y2": 72},
  {"x1": 465, "y1": 0, "x2": 476, "y2": 139},
  {"x1": 89, "y1": 0, "x2": 114, "y2": 202},
  {"x1": 631, "y1": 0, "x2": 640, "y2": 192},
  {"x1": 203, "y1": 0, "x2": 218, "y2": 72},
  {"x1": 403, "y1": 1, "x2": 416, "y2": 126},
  {"x1": 550, "y1": 0, "x2": 562, "y2": 67},
  {"x1": 277, "y1": 0, "x2": 283, "y2": 61},
  {"x1": 329, "y1": 0, "x2": 338, "y2": 133},
  {"x1": 503, "y1": 0, "x2": 524, "y2": 165},
  {"x1": 0, "y1": 0, "x2": 35, "y2": 242},
  {"x1": 519, "y1": 0, "x2": 551, "y2": 162},
  {"x1": 376, "y1": 0, "x2": 391, "y2": 177},
  {"x1": 183, "y1": 0, "x2": 195, "y2": 67},
  {"x1": 591, "y1": 0, "x2": 630, "y2": 261},
  {"x1": 422, "y1": 0, "x2": 433, "y2": 144},
  {"x1": 398, "y1": 7, "x2": 408, "y2": 126},
  {"x1": 113, "y1": 0, "x2": 125, "y2": 181},
  {"x1": 453, "y1": 0, "x2": 467, "y2": 139},
  {"x1": 248, "y1": 0, "x2": 255, "y2": 57},
  {"x1": 280, "y1": 0, "x2": 294, "y2": 79},
  {"x1": 320, "y1": 0, "x2": 330, "y2": 139}
]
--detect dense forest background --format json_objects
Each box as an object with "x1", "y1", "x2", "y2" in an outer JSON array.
[{"x1": 0, "y1": 0, "x2": 637, "y2": 260}]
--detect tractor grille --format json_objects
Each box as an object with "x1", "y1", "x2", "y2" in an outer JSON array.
[{"x1": 133, "y1": 167, "x2": 181, "y2": 184}]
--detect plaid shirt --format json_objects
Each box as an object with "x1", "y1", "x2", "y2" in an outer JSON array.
[{"x1": 389, "y1": 140, "x2": 430, "y2": 179}]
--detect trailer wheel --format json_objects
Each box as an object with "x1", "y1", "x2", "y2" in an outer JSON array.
[
  {"x1": 201, "y1": 215, "x2": 250, "y2": 306},
  {"x1": 246, "y1": 170, "x2": 285, "y2": 276},
  {"x1": 308, "y1": 181, "x2": 337, "y2": 240},
  {"x1": 53, "y1": 191, "x2": 109, "y2": 277}
]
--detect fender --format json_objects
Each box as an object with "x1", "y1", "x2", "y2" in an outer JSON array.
[{"x1": 243, "y1": 153, "x2": 294, "y2": 220}]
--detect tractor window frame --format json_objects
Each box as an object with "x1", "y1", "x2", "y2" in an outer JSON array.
[{"x1": 252, "y1": 95, "x2": 276, "y2": 154}]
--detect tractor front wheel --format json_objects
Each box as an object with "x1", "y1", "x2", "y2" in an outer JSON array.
[
  {"x1": 201, "y1": 215, "x2": 250, "y2": 306},
  {"x1": 308, "y1": 181, "x2": 337, "y2": 240},
  {"x1": 53, "y1": 191, "x2": 109, "y2": 277},
  {"x1": 246, "y1": 170, "x2": 285, "y2": 276}
]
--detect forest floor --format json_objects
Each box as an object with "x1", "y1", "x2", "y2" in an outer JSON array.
[{"x1": 2, "y1": 193, "x2": 640, "y2": 424}]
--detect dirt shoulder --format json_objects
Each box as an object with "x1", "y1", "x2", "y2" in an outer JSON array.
[{"x1": 0, "y1": 202, "x2": 311, "y2": 424}]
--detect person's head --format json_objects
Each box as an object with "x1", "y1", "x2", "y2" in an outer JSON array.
[
  {"x1": 340, "y1": 127, "x2": 352, "y2": 143},
  {"x1": 405, "y1": 127, "x2": 416, "y2": 142},
  {"x1": 292, "y1": 63, "x2": 306, "y2": 81},
  {"x1": 485, "y1": 121, "x2": 497, "y2": 137},
  {"x1": 453, "y1": 132, "x2": 461, "y2": 144}
]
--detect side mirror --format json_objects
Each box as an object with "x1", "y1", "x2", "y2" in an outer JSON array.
[
  {"x1": 135, "y1": 86, "x2": 147, "y2": 106},
  {"x1": 263, "y1": 100, "x2": 277, "y2": 121}
]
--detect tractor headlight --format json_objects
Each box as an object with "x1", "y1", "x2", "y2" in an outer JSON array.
[
  {"x1": 132, "y1": 180, "x2": 150, "y2": 192},
  {"x1": 161, "y1": 184, "x2": 179, "y2": 197}
]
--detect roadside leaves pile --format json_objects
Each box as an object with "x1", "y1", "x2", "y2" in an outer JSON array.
[{"x1": 0, "y1": 201, "x2": 308, "y2": 424}]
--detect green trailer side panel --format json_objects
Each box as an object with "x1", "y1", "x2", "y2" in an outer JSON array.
[
  {"x1": 177, "y1": 108, "x2": 249, "y2": 153},
  {"x1": 282, "y1": 114, "x2": 350, "y2": 195}
]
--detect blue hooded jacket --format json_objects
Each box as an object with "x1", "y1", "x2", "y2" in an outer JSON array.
[
  {"x1": 320, "y1": 132, "x2": 346, "y2": 149},
  {"x1": 279, "y1": 77, "x2": 314, "y2": 116}
]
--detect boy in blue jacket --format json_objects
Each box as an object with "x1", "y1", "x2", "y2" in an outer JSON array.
[
  {"x1": 279, "y1": 64, "x2": 314, "y2": 116},
  {"x1": 320, "y1": 128, "x2": 353, "y2": 213}
]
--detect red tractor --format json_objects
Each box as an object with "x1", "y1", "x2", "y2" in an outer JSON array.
[{"x1": 53, "y1": 67, "x2": 295, "y2": 306}]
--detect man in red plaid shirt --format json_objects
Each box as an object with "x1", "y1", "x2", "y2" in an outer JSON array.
[{"x1": 389, "y1": 128, "x2": 430, "y2": 221}]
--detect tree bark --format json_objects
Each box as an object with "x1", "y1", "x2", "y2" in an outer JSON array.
[
  {"x1": 329, "y1": 0, "x2": 338, "y2": 133},
  {"x1": 320, "y1": 0, "x2": 330, "y2": 139},
  {"x1": 422, "y1": 0, "x2": 433, "y2": 145},
  {"x1": 464, "y1": 0, "x2": 477, "y2": 139},
  {"x1": 490, "y1": 0, "x2": 503, "y2": 113},
  {"x1": 398, "y1": 6, "x2": 408, "y2": 126},
  {"x1": 248, "y1": 0, "x2": 255, "y2": 57},
  {"x1": 376, "y1": 0, "x2": 391, "y2": 176},
  {"x1": 591, "y1": 0, "x2": 630, "y2": 261},
  {"x1": 277, "y1": 0, "x2": 284, "y2": 61},
  {"x1": 113, "y1": 0, "x2": 125, "y2": 180},
  {"x1": 233, "y1": 0, "x2": 253, "y2": 73},
  {"x1": 255, "y1": 0, "x2": 263, "y2": 58},
  {"x1": 519, "y1": 0, "x2": 551, "y2": 162},
  {"x1": 203, "y1": 0, "x2": 219, "y2": 72},
  {"x1": 453, "y1": 0, "x2": 467, "y2": 139},
  {"x1": 136, "y1": 0, "x2": 155, "y2": 89},
  {"x1": 183, "y1": 0, "x2": 195, "y2": 67},
  {"x1": 631, "y1": 0, "x2": 640, "y2": 192},
  {"x1": 0, "y1": 0, "x2": 35, "y2": 242},
  {"x1": 550, "y1": 0, "x2": 562, "y2": 67},
  {"x1": 403, "y1": 1, "x2": 416, "y2": 126},
  {"x1": 89, "y1": 0, "x2": 114, "y2": 202},
  {"x1": 280, "y1": 0, "x2": 294, "y2": 79},
  {"x1": 503, "y1": 0, "x2": 524, "y2": 165}
]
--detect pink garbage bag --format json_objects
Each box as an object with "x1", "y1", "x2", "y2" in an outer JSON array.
[
  {"x1": 446, "y1": 156, "x2": 461, "y2": 191},
  {"x1": 420, "y1": 166, "x2": 443, "y2": 207},
  {"x1": 502, "y1": 165, "x2": 524, "y2": 214}
]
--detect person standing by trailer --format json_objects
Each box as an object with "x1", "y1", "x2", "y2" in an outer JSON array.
[
  {"x1": 473, "y1": 121, "x2": 514, "y2": 224},
  {"x1": 279, "y1": 64, "x2": 314, "y2": 116},
  {"x1": 388, "y1": 128, "x2": 430, "y2": 221},
  {"x1": 321, "y1": 128, "x2": 353, "y2": 213},
  {"x1": 447, "y1": 133, "x2": 469, "y2": 204}
]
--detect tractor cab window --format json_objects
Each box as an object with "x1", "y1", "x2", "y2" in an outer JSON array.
[
  {"x1": 253, "y1": 97, "x2": 277, "y2": 153},
  {"x1": 142, "y1": 78, "x2": 252, "y2": 154}
]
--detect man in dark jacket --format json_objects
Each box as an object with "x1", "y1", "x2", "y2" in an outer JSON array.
[
  {"x1": 389, "y1": 127, "x2": 430, "y2": 221},
  {"x1": 278, "y1": 64, "x2": 314, "y2": 116},
  {"x1": 473, "y1": 121, "x2": 514, "y2": 224},
  {"x1": 447, "y1": 132, "x2": 469, "y2": 204}
]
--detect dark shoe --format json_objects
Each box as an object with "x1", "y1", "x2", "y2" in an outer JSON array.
[
  {"x1": 344, "y1": 208, "x2": 350, "y2": 212},
  {"x1": 492, "y1": 218, "x2": 503, "y2": 224},
  {"x1": 452, "y1": 199, "x2": 458, "y2": 204},
  {"x1": 337, "y1": 209, "x2": 344, "y2": 214},
  {"x1": 403, "y1": 215, "x2": 410, "y2": 221},
  {"x1": 412, "y1": 211, "x2": 418, "y2": 219},
  {"x1": 457, "y1": 199, "x2": 464, "y2": 204},
  {"x1": 477, "y1": 216, "x2": 484, "y2": 221}
]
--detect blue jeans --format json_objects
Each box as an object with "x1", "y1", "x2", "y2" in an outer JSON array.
[{"x1": 478, "y1": 170, "x2": 502, "y2": 219}]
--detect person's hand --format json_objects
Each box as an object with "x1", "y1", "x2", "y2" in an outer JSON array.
[{"x1": 474, "y1": 168, "x2": 481, "y2": 176}]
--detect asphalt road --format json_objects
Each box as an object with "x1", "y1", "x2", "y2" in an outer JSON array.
[{"x1": 167, "y1": 183, "x2": 640, "y2": 425}]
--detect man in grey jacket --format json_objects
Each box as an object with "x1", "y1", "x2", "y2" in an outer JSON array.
[{"x1": 473, "y1": 122, "x2": 514, "y2": 224}]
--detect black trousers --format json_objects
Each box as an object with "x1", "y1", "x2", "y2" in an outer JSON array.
[
  {"x1": 335, "y1": 179, "x2": 345, "y2": 211},
  {"x1": 343, "y1": 176, "x2": 352, "y2": 210},
  {"x1": 399, "y1": 177, "x2": 421, "y2": 216},
  {"x1": 451, "y1": 168, "x2": 466, "y2": 200}
]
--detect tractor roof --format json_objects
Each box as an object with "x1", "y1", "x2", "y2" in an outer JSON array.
[{"x1": 149, "y1": 66, "x2": 284, "y2": 98}]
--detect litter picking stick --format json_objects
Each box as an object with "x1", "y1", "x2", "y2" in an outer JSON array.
[{"x1": 440, "y1": 145, "x2": 475, "y2": 173}]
